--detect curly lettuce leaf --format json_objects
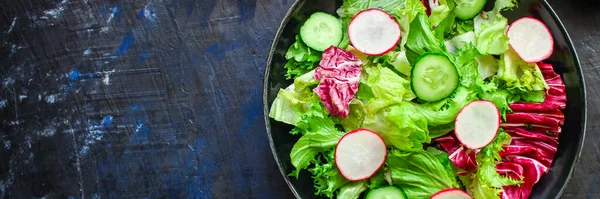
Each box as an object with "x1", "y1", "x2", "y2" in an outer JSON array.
[
  {"x1": 388, "y1": 149, "x2": 459, "y2": 198},
  {"x1": 463, "y1": 131, "x2": 523, "y2": 199},
  {"x1": 310, "y1": 150, "x2": 349, "y2": 198},
  {"x1": 284, "y1": 36, "x2": 322, "y2": 79},
  {"x1": 336, "y1": 181, "x2": 368, "y2": 199},
  {"x1": 289, "y1": 101, "x2": 345, "y2": 178},
  {"x1": 497, "y1": 48, "x2": 548, "y2": 93}
]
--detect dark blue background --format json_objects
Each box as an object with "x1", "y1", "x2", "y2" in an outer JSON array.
[{"x1": 0, "y1": 0, "x2": 597, "y2": 198}]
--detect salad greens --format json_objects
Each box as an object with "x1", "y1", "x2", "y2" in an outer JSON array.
[{"x1": 269, "y1": 0, "x2": 561, "y2": 198}]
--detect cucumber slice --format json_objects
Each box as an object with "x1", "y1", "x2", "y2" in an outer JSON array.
[
  {"x1": 454, "y1": 0, "x2": 487, "y2": 20},
  {"x1": 411, "y1": 53, "x2": 459, "y2": 102},
  {"x1": 366, "y1": 186, "x2": 407, "y2": 199},
  {"x1": 300, "y1": 12, "x2": 343, "y2": 51}
]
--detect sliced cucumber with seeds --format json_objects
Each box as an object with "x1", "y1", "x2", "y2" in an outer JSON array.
[
  {"x1": 300, "y1": 12, "x2": 343, "y2": 51},
  {"x1": 365, "y1": 186, "x2": 408, "y2": 199},
  {"x1": 454, "y1": 0, "x2": 487, "y2": 20},
  {"x1": 411, "y1": 53, "x2": 459, "y2": 102}
]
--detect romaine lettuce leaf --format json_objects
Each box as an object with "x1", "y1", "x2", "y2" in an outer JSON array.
[{"x1": 388, "y1": 149, "x2": 459, "y2": 198}]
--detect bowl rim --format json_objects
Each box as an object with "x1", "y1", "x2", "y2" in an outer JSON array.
[{"x1": 262, "y1": 0, "x2": 587, "y2": 198}]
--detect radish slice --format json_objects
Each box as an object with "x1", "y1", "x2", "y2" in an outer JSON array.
[
  {"x1": 335, "y1": 128, "x2": 387, "y2": 181},
  {"x1": 454, "y1": 100, "x2": 500, "y2": 149},
  {"x1": 348, "y1": 8, "x2": 402, "y2": 56},
  {"x1": 430, "y1": 188, "x2": 472, "y2": 199},
  {"x1": 507, "y1": 17, "x2": 554, "y2": 63}
]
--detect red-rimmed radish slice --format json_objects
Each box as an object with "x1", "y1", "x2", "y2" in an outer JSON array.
[
  {"x1": 507, "y1": 17, "x2": 554, "y2": 63},
  {"x1": 454, "y1": 100, "x2": 500, "y2": 149},
  {"x1": 430, "y1": 188, "x2": 472, "y2": 199},
  {"x1": 335, "y1": 128, "x2": 387, "y2": 181},
  {"x1": 348, "y1": 8, "x2": 402, "y2": 56}
]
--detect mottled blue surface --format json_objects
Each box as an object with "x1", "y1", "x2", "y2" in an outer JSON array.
[{"x1": 0, "y1": 0, "x2": 293, "y2": 198}]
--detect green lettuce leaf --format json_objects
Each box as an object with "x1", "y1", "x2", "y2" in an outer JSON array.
[
  {"x1": 473, "y1": 0, "x2": 518, "y2": 55},
  {"x1": 337, "y1": 181, "x2": 368, "y2": 199},
  {"x1": 463, "y1": 131, "x2": 523, "y2": 199},
  {"x1": 289, "y1": 101, "x2": 345, "y2": 178},
  {"x1": 414, "y1": 87, "x2": 477, "y2": 127},
  {"x1": 269, "y1": 71, "x2": 319, "y2": 126},
  {"x1": 497, "y1": 48, "x2": 548, "y2": 92},
  {"x1": 429, "y1": 0, "x2": 454, "y2": 26},
  {"x1": 358, "y1": 66, "x2": 414, "y2": 115},
  {"x1": 310, "y1": 150, "x2": 349, "y2": 198},
  {"x1": 284, "y1": 36, "x2": 322, "y2": 79},
  {"x1": 406, "y1": 13, "x2": 447, "y2": 61},
  {"x1": 480, "y1": 89, "x2": 518, "y2": 119},
  {"x1": 388, "y1": 149, "x2": 459, "y2": 198},
  {"x1": 370, "y1": 50, "x2": 412, "y2": 76}
]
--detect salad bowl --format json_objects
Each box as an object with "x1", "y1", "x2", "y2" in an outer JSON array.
[{"x1": 263, "y1": 0, "x2": 586, "y2": 198}]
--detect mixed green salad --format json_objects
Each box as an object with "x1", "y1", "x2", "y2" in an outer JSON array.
[{"x1": 269, "y1": 0, "x2": 566, "y2": 198}]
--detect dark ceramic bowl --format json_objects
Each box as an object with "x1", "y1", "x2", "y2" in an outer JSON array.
[{"x1": 263, "y1": 0, "x2": 586, "y2": 198}]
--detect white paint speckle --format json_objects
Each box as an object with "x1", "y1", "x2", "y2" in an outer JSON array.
[
  {"x1": 38, "y1": 126, "x2": 57, "y2": 137},
  {"x1": 45, "y1": 94, "x2": 58, "y2": 104},
  {"x1": 101, "y1": 6, "x2": 119, "y2": 33},
  {"x1": 6, "y1": 17, "x2": 16, "y2": 33},
  {"x1": 83, "y1": 49, "x2": 92, "y2": 56},
  {"x1": 2, "y1": 77, "x2": 15, "y2": 87},
  {"x1": 100, "y1": 69, "x2": 116, "y2": 85},
  {"x1": 0, "y1": 99, "x2": 7, "y2": 109},
  {"x1": 43, "y1": 0, "x2": 68, "y2": 19},
  {"x1": 143, "y1": 4, "x2": 158, "y2": 23}
]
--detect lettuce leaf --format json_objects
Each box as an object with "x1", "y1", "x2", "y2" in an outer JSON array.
[
  {"x1": 289, "y1": 101, "x2": 345, "y2": 177},
  {"x1": 358, "y1": 66, "x2": 413, "y2": 115},
  {"x1": 473, "y1": 0, "x2": 518, "y2": 55},
  {"x1": 336, "y1": 181, "x2": 368, "y2": 199},
  {"x1": 429, "y1": 0, "x2": 454, "y2": 26},
  {"x1": 309, "y1": 150, "x2": 349, "y2": 198},
  {"x1": 406, "y1": 13, "x2": 447, "y2": 61},
  {"x1": 497, "y1": 48, "x2": 548, "y2": 93},
  {"x1": 414, "y1": 87, "x2": 477, "y2": 127},
  {"x1": 463, "y1": 131, "x2": 523, "y2": 199},
  {"x1": 284, "y1": 36, "x2": 322, "y2": 79},
  {"x1": 269, "y1": 71, "x2": 320, "y2": 126},
  {"x1": 370, "y1": 50, "x2": 412, "y2": 76},
  {"x1": 344, "y1": 101, "x2": 430, "y2": 151},
  {"x1": 388, "y1": 149, "x2": 459, "y2": 198}
]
